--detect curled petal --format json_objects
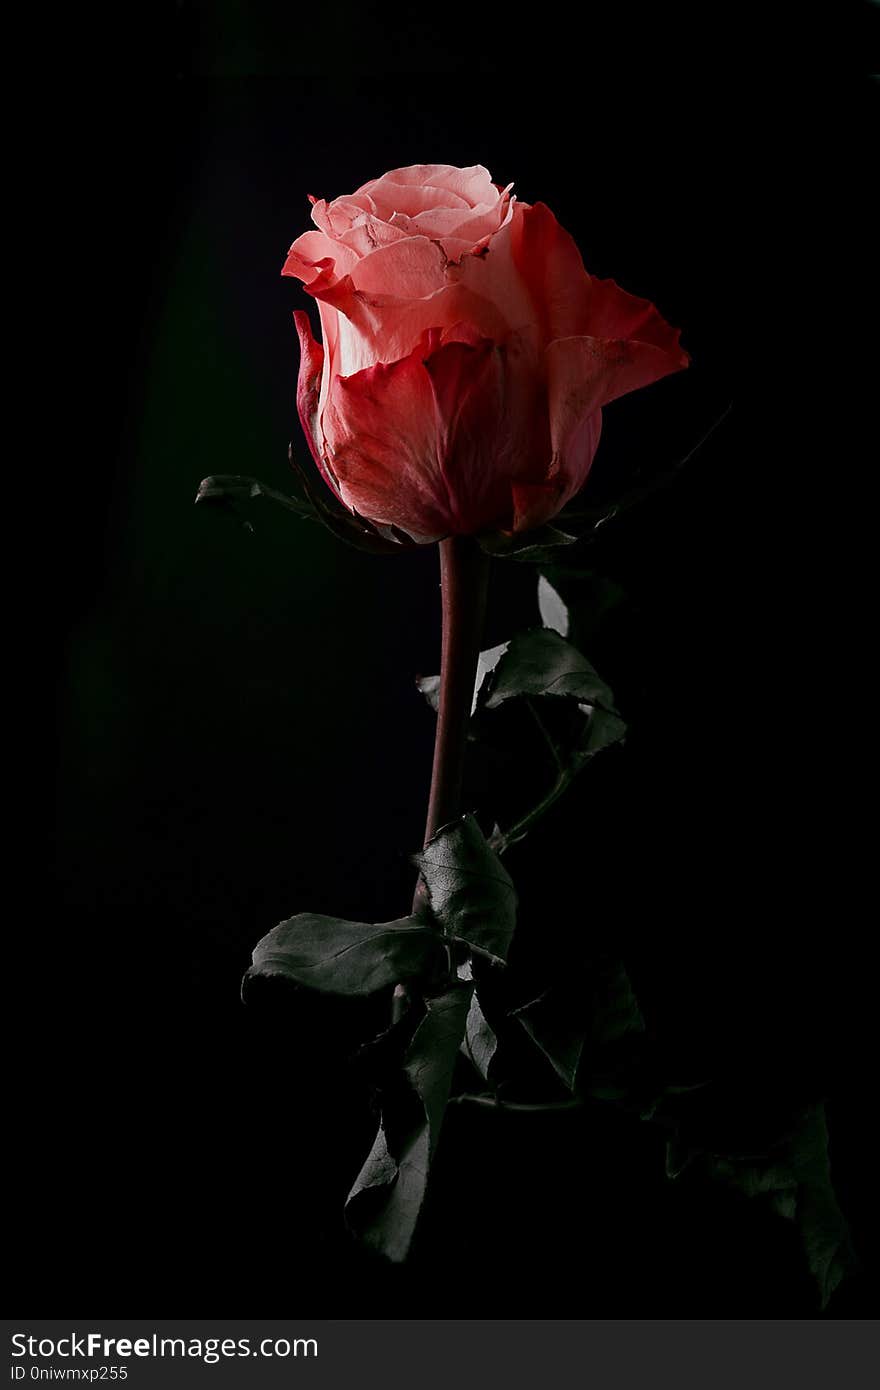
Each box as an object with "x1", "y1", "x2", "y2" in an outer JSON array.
[
  {"x1": 293, "y1": 310, "x2": 343, "y2": 501},
  {"x1": 582, "y1": 276, "x2": 690, "y2": 365},
  {"x1": 282, "y1": 229, "x2": 358, "y2": 292}
]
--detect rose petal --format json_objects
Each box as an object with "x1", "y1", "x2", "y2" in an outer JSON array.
[
  {"x1": 427, "y1": 324, "x2": 549, "y2": 533},
  {"x1": 510, "y1": 201, "x2": 594, "y2": 341},
  {"x1": 310, "y1": 197, "x2": 363, "y2": 237},
  {"x1": 448, "y1": 210, "x2": 535, "y2": 339},
  {"x1": 293, "y1": 309, "x2": 345, "y2": 503},
  {"x1": 282, "y1": 228, "x2": 358, "y2": 289},
  {"x1": 546, "y1": 328, "x2": 689, "y2": 428},
  {"x1": 410, "y1": 197, "x2": 510, "y2": 247},
  {"x1": 422, "y1": 335, "x2": 505, "y2": 531},
  {"x1": 365, "y1": 178, "x2": 472, "y2": 220},
  {"x1": 358, "y1": 164, "x2": 497, "y2": 208},
  {"x1": 337, "y1": 215, "x2": 409, "y2": 258},
  {"x1": 583, "y1": 276, "x2": 690, "y2": 364},
  {"x1": 318, "y1": 274, "x2": 513, "y2": 375},
  {"x1": 349, "y1": 234, "x2": 449, "y2": 298},
  {"x1": 321, "y1": 348, "x2": 453, "y2": 543}
]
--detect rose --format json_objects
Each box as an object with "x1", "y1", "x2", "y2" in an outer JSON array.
[{"x1": 283, "y1": 163, "x2": 688, "y2": 544}]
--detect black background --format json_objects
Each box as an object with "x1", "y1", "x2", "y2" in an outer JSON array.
[{"x1": 26, "y1": 4, "x2": 877, "y2": 1316}]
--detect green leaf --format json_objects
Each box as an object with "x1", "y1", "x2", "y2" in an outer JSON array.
[
  {"x1": 457, "y1": 964, "x2": 499, "y2": 1081},
  {"x1": 681, "y1": 1102, "x2": 858, "y2": 1310},
  {"x1": 574, "y1": 706, "x2": 628, "y2": 761},
  {"x1": 416, "y1": 814, "x2": 517, "y2": 965},
  {"x1": 195, "y1": 474, "x2": 316, "y2": 526},
  {"x1": 512, "y1": 959, "x2": 645, "y2": 1092},
  {"x1": 479, "y1": 629, "x2": 618, "y2": 714},
  {"x1": 513, "y1": 991, "x2": 586, "y2": 1091},
  {"x1": 244, "y1": 913, "x2": 442, "y2": 997},
  {"x1": 345, "y1": 981, "x2": 473, "y2": 1261},
  {"x1": 478, "y1": 524, "x2": 578, "y2": 562},
  {"x1": 195, "y1": 454, "x2": 414, "y2": 556},
  {"x1": 420, "y1": 629, "x2": 625, "y2": 856}
]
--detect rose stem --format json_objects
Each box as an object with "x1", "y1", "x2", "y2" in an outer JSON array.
[
  {"x1": 393, "y1": 535, "x2": 490, "y2": 1020},
  {"x1": 422, "y1": 535, "x2": 491, "y2": 845}
]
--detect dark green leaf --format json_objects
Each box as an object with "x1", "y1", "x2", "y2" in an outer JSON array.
[
  {"x1": 345, "y1": 981, "x2": 473, "y2": 1262},
  {"x1": 416, "y1": 814, "x2": 517, "y2": 965},
  {"x1": 479, "y1": 629, "x2": 618, "y2": 714},
  {"x1": 478, "y1": 524, "x2": 578, "y2": 562},
  {"x1": 512, "y1": 959, "x2": 645, "y2": 1092},
  {"x1": 513, "y1": 990, "x2": 585, "y2": 1091},
  {"x1": 422, "y1": 628, "x2": 625, "y2": 855},
  {"x1": 574, "y1": 706, "x2": 628, "y2": 761},
  {"x1": 244, "y1": 913, "x2": 442, "y2": 997},
  {"x1": 195, "y1": 474, "x2": 316, "y2": 521},
  {"x1": 682, "y1": 1102, "x2": 858, "y2": 1309},
  {"x1": 196, "y1": 454, "x2": 412, "y2": 555},
  {"x1": 457, "y1": 964, "x2": 499, "y2": 1081}
]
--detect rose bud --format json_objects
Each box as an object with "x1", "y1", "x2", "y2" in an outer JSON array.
[{"x1": 283, "y1": 163, "x2": 688, "y2": 544}]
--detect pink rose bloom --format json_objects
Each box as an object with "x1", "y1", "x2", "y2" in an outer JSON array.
[{"x1": 283, "y1": 163, "x2": 688, "y2": 544}]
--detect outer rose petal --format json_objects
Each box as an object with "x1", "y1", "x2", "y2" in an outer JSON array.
[
  {"x1": 321, "y1": 348, "x2": 454, "y2": 544},
  {"x1": 511, "y1": 412, "x2": 603, "y2": 533},
  {"x1": 423, "y1": 335, "x2": 510, "y2": 533},
  {"x1": 427, "y1": 323, "x2": 550, "y2": 534},
  {"x1": 511, "y1": 201, "x2": 594, "y2": 341},
  {"x1": 581, "y1": 276, "x2": 690, "y2": 364},
  {"x1": 546, "y1": 327, "x2": 688, "y2": 428},
  {"x1": 293, "y1": 309, "x2": 344, "y2": 502}
]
